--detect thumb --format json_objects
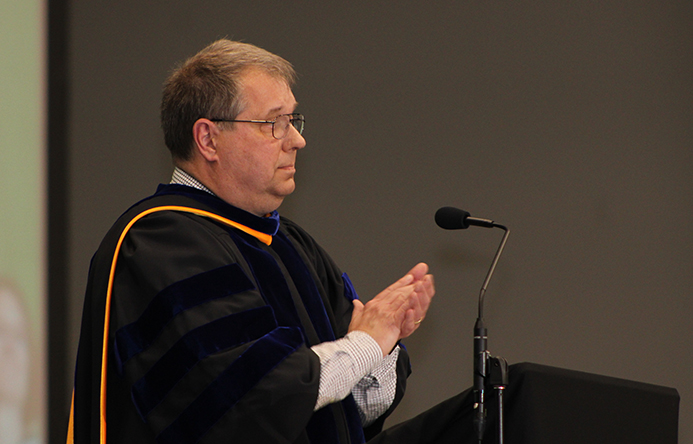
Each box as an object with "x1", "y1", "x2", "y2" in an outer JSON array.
[
  {"x1": 348, "y1": 299, "x2": 365, "y2": 334},
  {"x1": 352, "y1": 299, "x2": 364, "y2": 321}
]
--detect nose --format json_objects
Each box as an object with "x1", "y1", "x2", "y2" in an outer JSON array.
[{"x1": 284, "y1": 124, "x2": 306, "y2": 151}]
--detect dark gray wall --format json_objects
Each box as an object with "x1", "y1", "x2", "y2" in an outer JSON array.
[{"x1": 63, "y1": 2, "x2": 692, "y2": 441}]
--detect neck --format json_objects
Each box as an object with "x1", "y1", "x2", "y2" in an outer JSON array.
[{"x1": 173, "y1": 162, "x2": 283, "y2": 217}]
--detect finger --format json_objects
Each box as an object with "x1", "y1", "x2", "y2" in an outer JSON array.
[
  {"x1": 375, "y1": 282, "x2": 417, "y2": 307},
  {"x1": 399, "y1": 308, "x2": 419, "y2": 339},
  {"x1": 373, "y1": 264, "x2": 428, "y2": 303},
  {"x1": 404, "y1": 308, "x2": 417, "y2": 326},
  {"x1": 408, "y1": 282, "x2": 424, "y2": 313},
  {"x1": 407, "y1": 263, "x2": 429, "y2": 282},
  {"x1": 425, "y1": 274, "x2": 435, "y2": 293},
  {"x1": 389, "y1": 283, "x2": 417, "y2": 308},
  {"x1": 392, "y1": 272, "x2": 415, "y2": 288},
  {"x1": 417, "y1": 275, "x2": 435, "y2": 303},
  {"x1": 417, "y1": 280, "x2": 433, "y2": 315},
  {"x1": 393, "y1": 295, "x2": 413, "y2": 325},
  {"x1": 376, "y1": 273, "x2": 415, "y2": 300},
  {"x1": 408, "y1": 277, "x2": 433, "y2": 322}
]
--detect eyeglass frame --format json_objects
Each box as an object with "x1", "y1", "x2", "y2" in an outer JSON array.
[{"x1": 208, "y1": 113, "x2": 305, "y2": 140}]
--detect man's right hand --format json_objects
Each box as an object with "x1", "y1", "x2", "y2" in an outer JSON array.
[{"x1": 348, "y1": 263, "x2": 434, "y2": 356}]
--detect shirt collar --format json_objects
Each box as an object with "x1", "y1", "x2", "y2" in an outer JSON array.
[{"x1": 170, "y1": 167, "x2": 215, "y2": 195}]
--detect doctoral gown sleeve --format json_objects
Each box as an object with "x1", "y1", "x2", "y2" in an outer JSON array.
[
  {"x1": 105, "y1": 211, "x2": 321, "y2": 444},
  {"x1": 279, "y1": 218, "x2": 412, "y2": 437}
]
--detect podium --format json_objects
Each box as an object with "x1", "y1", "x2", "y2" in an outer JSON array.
[
  {"x1": 373, "y1": 362, "x2": 680, "y2": 444},
  {"x1": 487, "y1": 362, "x2": 680, "y2": 444}
]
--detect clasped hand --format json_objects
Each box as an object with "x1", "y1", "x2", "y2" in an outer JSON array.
[{"x1": 348, "y1": 263, "x2": 434, "y2": 356}]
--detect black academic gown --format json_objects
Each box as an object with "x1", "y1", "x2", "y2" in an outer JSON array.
[{"x1": 68, "y1": 184, "x2": 410, "y2": 444}]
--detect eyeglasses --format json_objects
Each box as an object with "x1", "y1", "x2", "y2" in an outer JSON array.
[{"x1": 209, "y1": 113, "x2": 305, "y2": 139}]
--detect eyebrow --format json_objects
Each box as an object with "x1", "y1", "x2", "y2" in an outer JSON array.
[{"x1": 265, "y1": 102, "x2": 299, "y2": 118}]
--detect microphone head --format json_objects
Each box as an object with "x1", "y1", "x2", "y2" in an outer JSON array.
[{"x1": 435, "y1": 206, "x2": 471, "y2": 229}]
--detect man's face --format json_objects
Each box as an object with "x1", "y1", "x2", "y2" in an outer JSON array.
[{"x1": 211, "y1": 69, "x2": 306, "y2": 216}]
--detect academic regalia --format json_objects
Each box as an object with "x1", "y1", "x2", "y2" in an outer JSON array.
[{"x1": 68, "y1": 184, "x2": 410, "y2": 444}]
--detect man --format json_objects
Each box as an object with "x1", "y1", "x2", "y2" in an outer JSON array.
[{"x1": 68, "y1": 39, "x2": 434, "y2": 444}]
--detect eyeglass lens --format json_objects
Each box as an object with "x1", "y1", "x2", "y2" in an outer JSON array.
[{"x1": 274, "y1": 114, "x2": 304, "y2": 139}]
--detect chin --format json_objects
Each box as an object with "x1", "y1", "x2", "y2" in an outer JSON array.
[{"x1": 278, "y1": 181, "x2": 296, "y2": 196}]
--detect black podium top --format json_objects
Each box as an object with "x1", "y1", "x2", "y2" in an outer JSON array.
[
  {"x1": 500, "y1": 362, "x2": 680, "y2": 444},
  {"x1": 370, "y1": 362, "x2": 679, "y2": 444}
]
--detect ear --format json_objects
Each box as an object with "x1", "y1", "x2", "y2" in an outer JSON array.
[{"x1": 192, "y1": 118, "x2": 220, "y2": 162}]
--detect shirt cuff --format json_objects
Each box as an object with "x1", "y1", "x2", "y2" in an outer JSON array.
[
  {"x1": 352, "y1": 344, "x2": 400, "y2": 425},
  {"x1": 311, "y1": 330, "x2": 384, "y2": 410}
]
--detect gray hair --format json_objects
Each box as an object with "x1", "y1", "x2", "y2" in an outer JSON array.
[{"x1": 160, "y1": 39, "x2": 297, "y2": 161}]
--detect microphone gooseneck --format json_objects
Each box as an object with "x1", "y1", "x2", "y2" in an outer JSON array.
[{"x1": 435, "y1": 206, "x2": 510, "y2": 444}]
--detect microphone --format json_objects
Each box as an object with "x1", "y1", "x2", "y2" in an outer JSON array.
[
  {"x1": 435, "y1": 206, "x2": 495, "y2": 229},
  {"x1": 435, "y1": 206, "x2": 510, "y2": 444}
]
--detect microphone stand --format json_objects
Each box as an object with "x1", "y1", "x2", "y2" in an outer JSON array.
[
  {"x1": 473, "y1": 223, "x2": 510, "y2": 444},
  {"x1": 434, "y1": 207, "x2": 511, "y2": 444}
]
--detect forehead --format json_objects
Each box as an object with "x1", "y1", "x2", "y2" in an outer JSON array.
[{"x1": 237, "y1": 69, "x2": 297, "y2": 116}]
